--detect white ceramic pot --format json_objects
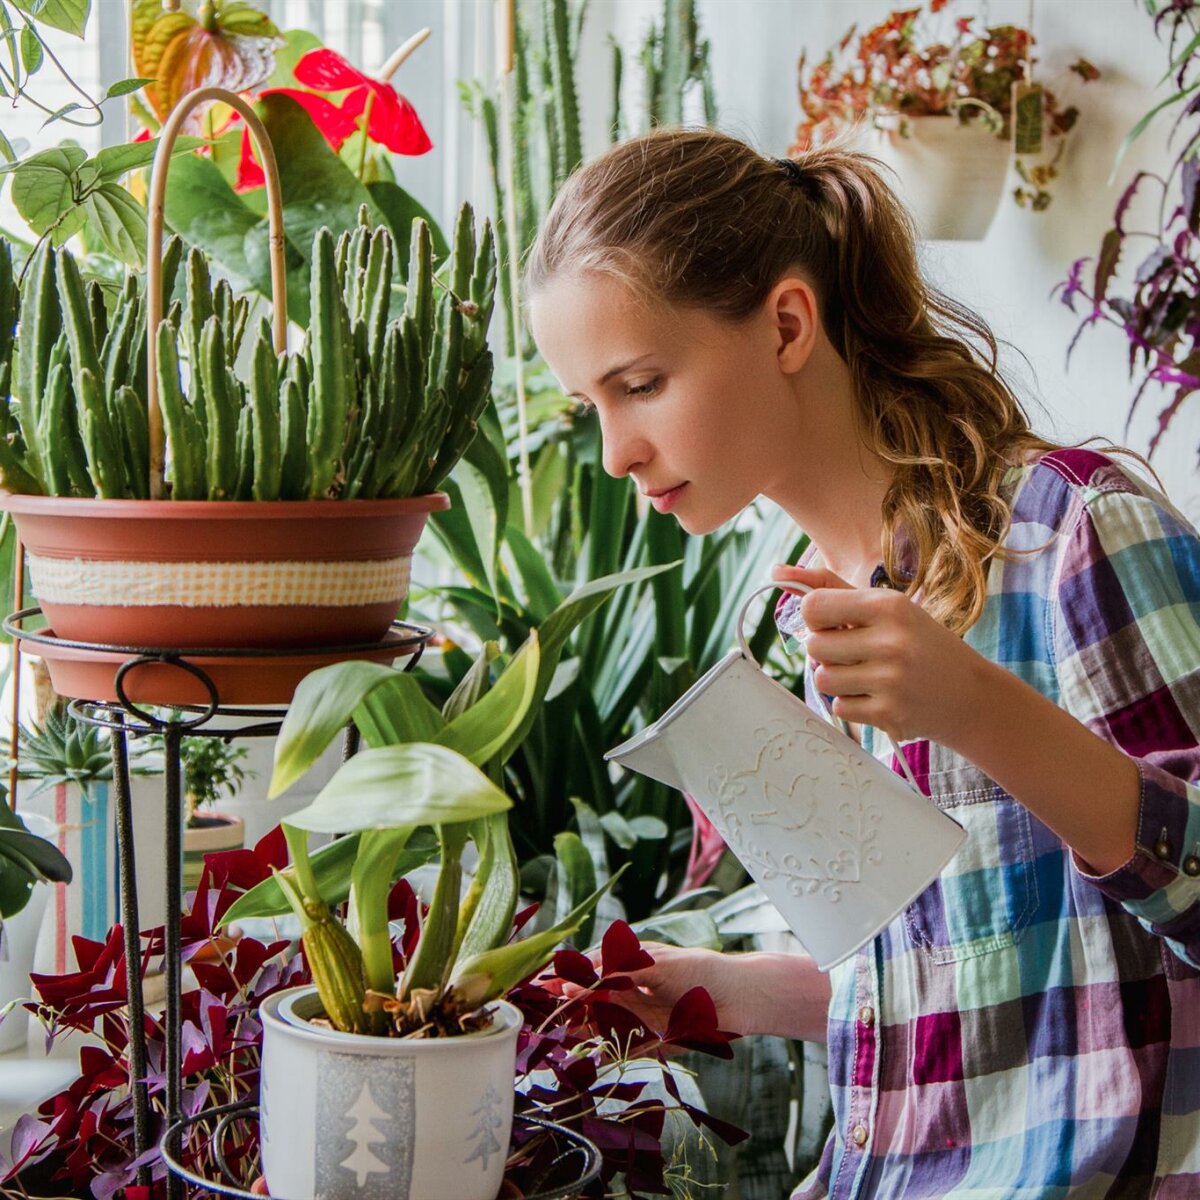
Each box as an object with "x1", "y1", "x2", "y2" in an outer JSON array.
[
  {"x1": 606, "y1": 585, "x2": 966, "y2": 971},
  {"x1": 0, "y1": 814, "x2": 54, "y2": 1053},
  {"x1": 862, "y1": 115, "x2": 1010, "y2": 241},
  {"x1": 259, "y1": 987, "x2": 522, "y2": 1200}
]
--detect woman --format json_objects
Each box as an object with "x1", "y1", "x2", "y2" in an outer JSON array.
[{"x1": 526, "y1": 128, "x2": 1200, "y2": 1197}]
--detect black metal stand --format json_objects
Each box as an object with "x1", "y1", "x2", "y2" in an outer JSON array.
[
  {"x1": 161, "y1": 1104, "x2": 602, "y2": 1199},
  {"x1": 5, "y1": 611, "x2": 433, "y2": 1199}
]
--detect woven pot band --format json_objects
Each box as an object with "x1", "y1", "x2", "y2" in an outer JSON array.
[{"x1": 26, "y1": 553, "x2": 412, "y2": 608}]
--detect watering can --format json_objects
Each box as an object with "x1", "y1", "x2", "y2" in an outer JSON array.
[{"x1": 605, "y1": 584, "x2": 966, "y2": 970}]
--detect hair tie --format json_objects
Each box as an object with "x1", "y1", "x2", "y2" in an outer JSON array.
[{"x1": 777, "y1": 156, "x2": 809, "y2": 188}]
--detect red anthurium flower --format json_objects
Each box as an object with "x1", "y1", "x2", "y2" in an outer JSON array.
[
  {"x1": 293, "y1": 48, "x2": 433, "y2": 156},
  {"x1": 232, "y1": 88, "x2": 360, "y2": 190}
]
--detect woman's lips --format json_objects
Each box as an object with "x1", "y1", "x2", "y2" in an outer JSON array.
[{"x1": 648, "y1": 483, "x2": 687, "y2": 514}]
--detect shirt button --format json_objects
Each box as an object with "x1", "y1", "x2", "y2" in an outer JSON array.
[
  {"x1": 859, "y1": 1005, "x2": 875, "y2": 1027},
  {"x1": 1184, "y1": 856, "x2": 1200, "y2": 877},
  {"x1": 851, "y1": 1124, "x2": 869, "y2": 1147},
  {"x1": 1155, "y1": 835, "x2": 1172, "y2": 860}
]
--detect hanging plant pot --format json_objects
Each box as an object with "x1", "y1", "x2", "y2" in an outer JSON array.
[
  {"x1": 1, "y1": 494, "x2": 448, "y2": 652},
  {"x1": 862, "y1": 114, "x2": 1010, "y2": 241},
  {"x1": 182, "y1": 811, "x2": 244, "y2": 892},
  {"x1": 259, "y1": 987, "x2": 522, "y2": 1200}
]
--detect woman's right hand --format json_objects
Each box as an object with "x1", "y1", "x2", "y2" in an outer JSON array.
[{"x1": 597, "y1": 943, "x2": 832, "y2": 1044}]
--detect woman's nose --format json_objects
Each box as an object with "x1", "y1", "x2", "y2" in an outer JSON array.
[{"x1": 599, "y1": 414, "x2": 651, "y2": 480}]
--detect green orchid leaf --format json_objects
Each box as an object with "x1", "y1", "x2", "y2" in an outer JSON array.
[
  {"x1": 437, "y1": 631, "x2": 539, "y2": 768},
  {"x1": 451, "y1": 867, "x2": 625, "y2": 1005},
  {"x1": 284, "y1": 743, "x2": 511, "y2": 834},
  {"x1": 269, "y1": 660, "x2": 401, "y2": 797},
  {"x1": 218, "y1": 828, "x2": 438, "y2": 926},
  {"x1": 553, "y1": 830, "x2": 597, "y2": 949},
  {"x1": 441, "y1": 642, "x2": 500, "y2": 721},
  {"x1": 353, "y1": 671, "x2": 447, "y2": 750}
]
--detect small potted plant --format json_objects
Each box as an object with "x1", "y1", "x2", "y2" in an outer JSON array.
[
  {"x1": 0, "y1": 782, "x2": 71, "y2": 1053},
  {"x1": 790, "y1": 0, "x2": 1099, "y2": 238},
  {"x1": 219, "y1": 562, "x2": 669, "y2": 1200},
  {"x1": 0, "y1": 84, "x2": 498, "y2": 708},
  {"x1": 7, "y1": 700, "x2": 157, "y2": 972}
]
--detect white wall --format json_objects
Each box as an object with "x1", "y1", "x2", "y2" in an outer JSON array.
[{"x1": 591, "y1": 0, "x2": 1200, "y2": 518}]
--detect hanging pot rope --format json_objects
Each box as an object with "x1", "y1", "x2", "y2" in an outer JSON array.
[{"x1": 145, "y1": 87, "x2": 288, "y2": 500}]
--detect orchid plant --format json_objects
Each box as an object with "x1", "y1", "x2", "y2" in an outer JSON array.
[
  {"x1": 219, "y1": 564, "x2": 674, "y2": 1040},
  {"x1": 0, "y1": 832, "x2": 741, "y2": 1198}
]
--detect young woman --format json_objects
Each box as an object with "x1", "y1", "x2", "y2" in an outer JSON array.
[{"x1": 526, "y1": 129, "x2": 1200, "y2": 1198}]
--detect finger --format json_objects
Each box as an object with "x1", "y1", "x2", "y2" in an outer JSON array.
[
  {"x1": 811, "y1": 661, "x2": 877, "y2": 697},
  {"x1": 803, "y1": 626, "x2": 877, "y2": 665},
  {"x1": 801, "y1": 586, "x2": 888, "y2": 631}
]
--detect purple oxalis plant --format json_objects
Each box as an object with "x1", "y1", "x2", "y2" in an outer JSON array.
[{"x1": 1057, "y1": 0, "x2": 1200, "y2": 459}]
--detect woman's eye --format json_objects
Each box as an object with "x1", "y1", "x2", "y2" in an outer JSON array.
[{"x1": 624, "y1": 377, "x2": 660, "y2": 398}]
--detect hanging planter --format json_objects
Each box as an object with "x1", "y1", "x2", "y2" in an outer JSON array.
[
  {"x1": 0, "y1": 84, "x2": 497, "y2": 702},
  {"x1": 862, "y1": 113, "x2": 1011, "y2": 241}
]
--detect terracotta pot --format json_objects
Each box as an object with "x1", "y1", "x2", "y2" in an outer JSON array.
[
  {"x1": 183, "y1": 812, "x2": 244, "y2": 891},
  {"x1": 26, "y1": 624, "x2": 422, "y2": 706},
  {"x1": 0, "y1": 494, "x2": 449, "y2": 651},
  {"x1": 861, "y1": 115, "x2": 1010, "y2": 241}
]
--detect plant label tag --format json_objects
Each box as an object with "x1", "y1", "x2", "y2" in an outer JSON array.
[{"x1": 1013, "y1": 81, "x2": 1043, "y2": 155}]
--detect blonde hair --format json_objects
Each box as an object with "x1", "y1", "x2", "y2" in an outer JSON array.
[{"x1": 525, "y1": 128, "x2": 1151, "y2": 635}]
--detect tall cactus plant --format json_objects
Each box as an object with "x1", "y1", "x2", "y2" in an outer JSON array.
[{"x1": 0, "y1": 205, "x2": 498, "y2": 503}]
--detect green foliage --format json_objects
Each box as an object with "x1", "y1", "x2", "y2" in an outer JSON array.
[{"x1": 0, "y1": 782, "x2": 71, "y2": 919}]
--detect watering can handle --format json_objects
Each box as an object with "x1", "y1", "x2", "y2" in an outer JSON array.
[{"x1": 736, "y1": 583, "x2": 924, "y2": 795}]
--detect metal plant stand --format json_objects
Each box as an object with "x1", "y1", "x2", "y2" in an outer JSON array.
[
  {"x1": 161, "y1": 1104, "x2": 603, "y2": 1199},
  {"x1": 5, "y1": 610, "x2": 433, "y2": 1200}
]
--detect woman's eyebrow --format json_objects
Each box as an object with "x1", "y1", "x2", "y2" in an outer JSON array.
[{"x1": 566, "y1": 354, "x2": 654, "y2": 398}]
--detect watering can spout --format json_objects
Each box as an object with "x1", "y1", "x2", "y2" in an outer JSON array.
[{"x1": 604, "y1": 728, "x2": 683, "y2": 791}]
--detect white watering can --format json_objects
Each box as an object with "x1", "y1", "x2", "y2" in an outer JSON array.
[{"x1": 605, "y1": 584, "x2": 966, "y2": 970}]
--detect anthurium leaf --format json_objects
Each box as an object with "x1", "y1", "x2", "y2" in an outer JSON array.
[
  {"x1": 90, "y1": 135, "x2": 203, "y2": 181},
  {"x1": 269, "y1": 660, "x2": 402, "y2": 797},
  {"x1": 258, "y1": 91, "x2": 387, "y2": 276},
  {"x1": 9, "y1": 146, "x2": 86, "y2": 236},
  {"x1": 284, "y1": 743, "x2": 511, "y2": 834},
  {"x1": 80, "y1": 184, "x2": 146, "y2": 267},
  {"x1": 450, "y1": 867, "x2": 625, "y2": 1005},
  {"x1": 12, "y1": 0, "x2": 89, "y2": 37},
  {"x1": 436, "y1": 631, "x2": 540, "y2": 768}
]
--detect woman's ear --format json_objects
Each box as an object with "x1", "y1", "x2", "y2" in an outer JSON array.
[{"x1": 768, "y1": 275, "x2": 820, "y2": 374}]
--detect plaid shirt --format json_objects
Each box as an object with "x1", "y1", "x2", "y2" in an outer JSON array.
[{"x1": 777, "y1": 448, "x2": 1200, "y2": 1199}]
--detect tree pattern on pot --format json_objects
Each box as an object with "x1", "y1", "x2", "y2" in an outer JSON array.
[
  {"x1": 315, "y1": 1053, "x2": 415, "y2": 1199},
  {"x1": 464, "y1": 1084, "x2": 505, "y2": 1171},
  {"x1": 705, "y1": 716, "x2": 884, "y2": 902}
]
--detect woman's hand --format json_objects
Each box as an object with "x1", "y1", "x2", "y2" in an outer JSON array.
[
  {"x1": 594, "y1": 943, "x2": 832, "y2": 1043},
  {"x1": 772, "y1": 563, "x2": 997, "y2": 749}
]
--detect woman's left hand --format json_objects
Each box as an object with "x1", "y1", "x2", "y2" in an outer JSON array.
[{"x1": 772, "y1": 563, "x2": 995, "y2": 747}]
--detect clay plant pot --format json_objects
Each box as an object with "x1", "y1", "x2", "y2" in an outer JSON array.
[
  {"x1": 0, "y1": 494, "x2": 449, "y2": 651},
  {"x1": 862, "y1": 115, "x2": 1010, "y2": 241}
]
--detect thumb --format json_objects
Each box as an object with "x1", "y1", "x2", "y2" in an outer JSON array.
[{"x1": 771, "y1": 563, "x2": 855, "y2": 593}]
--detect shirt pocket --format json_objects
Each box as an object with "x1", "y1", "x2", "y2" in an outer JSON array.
[{"x1": 903, "y1": 761, "x2": 1040, "y2": 964}]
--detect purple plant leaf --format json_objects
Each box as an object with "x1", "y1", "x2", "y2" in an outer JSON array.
[
  {"x1": 1114, "y1": 172, "x2": 1149, "y2": 235},
  {"x1": 1093, "y1": 229, "x2": 1123, "y2": 305},
  {"x1": 8, "y1": 1113, "x2": 51, "y2": 1167}
]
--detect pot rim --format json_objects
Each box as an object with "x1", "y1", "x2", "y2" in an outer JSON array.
[
  {"x1": 261, "y1": 987, "x2": 524, "y2": 1053},
  {"x1": 0, "y1": 493, "x2": 451, "y2": 519}
]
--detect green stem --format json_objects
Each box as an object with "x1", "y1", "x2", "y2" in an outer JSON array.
[
  {"x1": 350, "y1": 827, "x2": 410, "y2": 995},
  {"x1": 357, "y1": 92, "x2": 376, "y2": 184},
  {"x1": 282, "y1": 823, "x2": 322, "y2": 906}
]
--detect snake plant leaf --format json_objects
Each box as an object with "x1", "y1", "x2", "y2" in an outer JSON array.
[
  {"x1": 283, "y1": 743, "x2": 511, "y2": 834},
  {"x1": 269, "y1": 661, "x2": 441, "y2": 797}
]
